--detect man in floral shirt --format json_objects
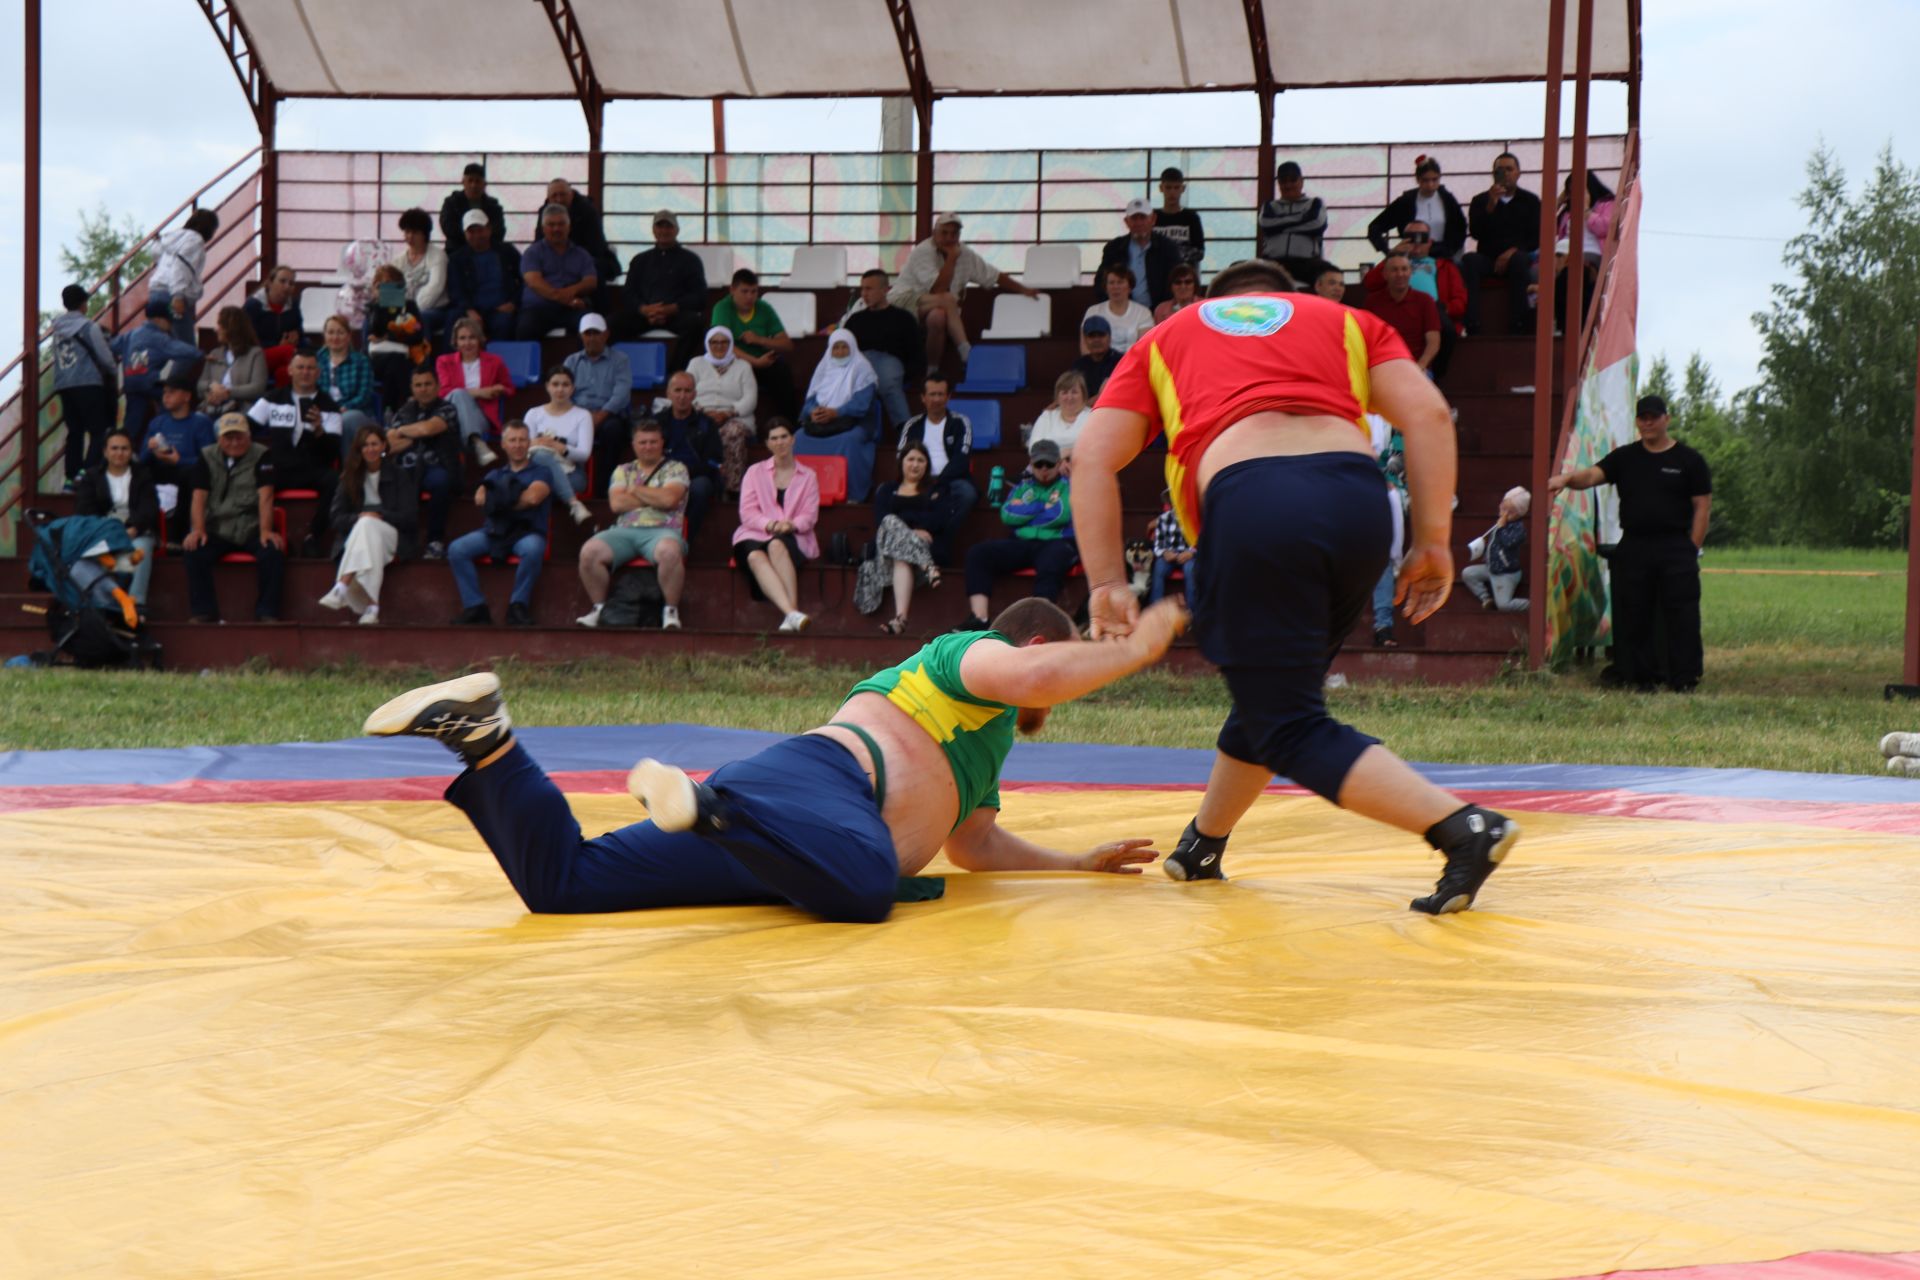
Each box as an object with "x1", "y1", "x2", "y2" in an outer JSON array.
[{"x1": 576, "y1": 419, "x2": 689, "y2": 630}]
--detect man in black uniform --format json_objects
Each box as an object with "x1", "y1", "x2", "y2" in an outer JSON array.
[{"x1": 1548, "y1": 394, "x2": 1713, "y2": 691}]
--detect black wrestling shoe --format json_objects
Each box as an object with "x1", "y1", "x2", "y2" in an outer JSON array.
[
  {"x1": 627, "y1": 758, "x2": 727, "y2": 834},
  {"x1": 1164, "y1": 818, "x2": 1229, "y2": 882},
  {"x1": 362, "y1": 671, "x2": 513, "y2": 764},
  {"x1": 1410, "y1": 805, "x2": 1520, "y2": 915}
]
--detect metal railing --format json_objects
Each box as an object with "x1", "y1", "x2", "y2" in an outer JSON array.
[{"x1": 0, "y1": 148, "x2": 262, "y2": 549}]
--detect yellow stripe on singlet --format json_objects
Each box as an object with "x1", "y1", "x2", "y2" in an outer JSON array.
[
  {"x1": 1146, "y1": 343, "x2": 1198, "y2": 545},
  {"x1": 1342, "y1": 311, "x2": 1374, "y2": 432}
]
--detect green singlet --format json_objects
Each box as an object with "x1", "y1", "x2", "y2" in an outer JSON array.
[{"x1": 846, "y1": 630, "x2": 1016, "y2": 830}]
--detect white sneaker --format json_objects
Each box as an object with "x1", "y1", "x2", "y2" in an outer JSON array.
[
  {"x1": 570, "y1": 499, "x2": 593, "y2": 526},
  {"x1": 358, "y1": 606, "x2": 380, "y2": 626},
  {"x1": 576, "y1": 604, "x2": 603, "y2": 628},
  {"x1": 1880, "y1": 731, "x2": 1920, "y2": 759},
  {"x1": 628, "y1": 758, "x2": 700, "y2": 831},
  {"x1": 1887, "y1": 755, "x2": 1920, "y2": 778},
  {"x1": 661, "y1": 605, "x2": 681, "y2": 630},
  {"x1": 318, "y1": 582, "x2": 351, "y2": 611},
  {"x1": 778, "y1": 611, "x2": 811, "y2": 633},
  {"x1": 474, "y1": 440, "x2": 499, "y2": 467}
]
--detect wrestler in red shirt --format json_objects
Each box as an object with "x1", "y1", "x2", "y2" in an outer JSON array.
[{"x1": 1073, "y1": 260, "x2": 1520, "y2": 914}]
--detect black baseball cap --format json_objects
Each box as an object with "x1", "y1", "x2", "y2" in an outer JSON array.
[{"x1": 1636, "y1": 394, "x2": 1669, "y2": 418}]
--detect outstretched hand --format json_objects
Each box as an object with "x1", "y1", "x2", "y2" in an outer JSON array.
[
  {"x1": 1077, "y1": 838, "x2": 1159, "y2": 874},
  {"x1": 1088, "y1": 582, "x2": 1142, "y2": 639},
  {"x1": 1395, "y1": 541, "x2": 1454, "y2": 624}
]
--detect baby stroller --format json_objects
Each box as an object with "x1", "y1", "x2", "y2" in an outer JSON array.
[{"x1": 22, "y1": 509, "x2": 163, "y2": 669}]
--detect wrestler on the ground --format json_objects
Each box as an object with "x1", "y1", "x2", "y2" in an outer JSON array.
[
  {"x1": 1070, "y1": 259, "x2": 1519, "y2": 914},
  {"x1": 363, "y1": 597, "x2": 1187, "y2": 924}
]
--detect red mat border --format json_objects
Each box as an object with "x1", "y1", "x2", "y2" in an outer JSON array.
[
  {"x1": 4, "y1": 773, "x2": 1920, "y2": 834},
  {"x1": 1557, "y1": 1248, "x2": 1920, "y2": 1279}
]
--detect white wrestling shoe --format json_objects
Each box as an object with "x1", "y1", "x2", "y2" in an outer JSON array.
[
  {"x1": 363, "y1": 671, "x2": 511, "y2": 764},
  {"x1": 628, "y1": 758, "x2": 705, "y2": 832},
  {"x1": 1886, "y1": 755, "x2": 1920, "y2": 778},
  {"x1": 1880, "y1": 731, "x2": 1920, "y2": 759}
]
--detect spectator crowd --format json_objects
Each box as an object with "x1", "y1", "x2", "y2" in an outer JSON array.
[{"x1": 39, "y1": 147, "x2": 1617, "y2": 654}]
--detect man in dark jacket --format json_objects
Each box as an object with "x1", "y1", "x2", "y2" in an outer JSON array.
[
  {"x1": 653, "y1": 371, "x2": 726, "y2": 536},
  {"x1": 1366, "y1": 156, "x2": 1468, "y2": 260},
  {"x1": 246, "y1": 351, "x2": 344, "y2": 553},
  {"x1": 1098, "y1": 199, "x2": 1183, "y2": 310},
  {"x1": 439, "y1": 162, "x2": 509, "y2": 249},
  {"x1": 617, "y1": 210, "x2": 708, "y2": 369},
  {"x1": 446, "y1": 212, "x2": 522, "y2": 344},
  {"x1": 1459, "y1": 151, "x2": 1543, "y2": 334},
  {"x1": 896, "y1": 372, "x2": 977, "y2": 531},
  {"x1": 51, "y1": 284, "x2": 123, "y2": 484},
  {"x1": 386, "y1": 365, "x2": 462, "y2": 557},
  {"x1": 113, "y1": 295, "x2": 204, "y2": 442}
]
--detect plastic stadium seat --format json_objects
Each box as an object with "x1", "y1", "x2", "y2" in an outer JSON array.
[
  {"x1": 489, "y1": 340, "x2": 543, "y2": 388},
  {"x1": 1021, "y1": 245, "x2": 1083, "y2": 290},
  {"x1": 783, "y1": 246, "x2": 848, "y2": 289},
  {"x1": 275, "y1": 489, "x2": 319, "y2": 501},
  {"x1": 219, "y1": 508, "x2": 288, "y2": 563},
  {"x1": 956, "y1": 345, "x2": 1026, "y2": 394},
  {"x1": 760, "y1": 291, "x2": 816, "y2": 338},
  {"x1": 298, "y1": 286, "x2": 338, "y2": 336},
  {"x1": 949, "y1": 398, "x2": 1002, "y2": 450},
  {"x1": 980, "y1": 293, "x2": 1052, "y2": 340},
  {"x1": 614, "y1": 342, "x2": 669, "y2": 391},
  {"x1": 797, "y1": 453, "x2": 848, "y2": 506},
  {"x1": 690, "y1": 245, "x2": 737, "y2": 284}
]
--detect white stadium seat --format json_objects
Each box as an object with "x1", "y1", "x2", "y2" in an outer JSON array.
[
  {"x1": 1021, "y1": 244, "x2": 1083, "y2": 290},
  {"x1": 298, "y1": 284, "x2": 341, "y2": 335},
  {"x1": 691, "y1": 244, "x2": 738, "y2": 284},
  {"x1": 760, "y1": 291, "x2": 817, "y2": 337},
  {"x1": 980, "y1": 293, "x2": 1052, "y2": 340},
  {"x1": 783, "y1": 246, "x2": 848, "y2": 289}
]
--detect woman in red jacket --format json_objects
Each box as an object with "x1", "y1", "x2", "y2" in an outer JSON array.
[{"x1": 435, "y1": 317, "x2": 515, "y2": 466}]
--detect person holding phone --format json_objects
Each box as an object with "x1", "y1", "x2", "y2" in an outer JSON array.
[{"x1": 1457, "y1": 151, "x2": 1542, "y2": 334}]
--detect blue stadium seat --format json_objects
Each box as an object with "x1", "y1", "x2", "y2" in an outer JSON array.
[
  {"x1": 615, "y1": 342, "x2": 669, "y2": 392},
  {"x1": 489, "y1": 340, "x2": 543, "y2": 389},
  {"x1": 950, "y1": 398, "x2": 1002, "y2": 449},
  {"x1": 955, "y1": 344, "x2": 1026, "y2": 394}
]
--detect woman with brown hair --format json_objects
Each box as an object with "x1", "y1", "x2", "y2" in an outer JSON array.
[
  {"x1": 320, "y1": 424, "x2": 420, "y2": 624},
  {"x1": 196, "y1": 306, "x2": 267, "y2": 415}
]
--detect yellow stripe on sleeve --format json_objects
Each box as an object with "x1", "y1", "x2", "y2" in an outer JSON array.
[{"x1": 1145, "y1": 344, "x2": 1199, "y2": 543}]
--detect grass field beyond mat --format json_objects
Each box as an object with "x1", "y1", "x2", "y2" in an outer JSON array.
[{"x1": 0, "y1": 548, "x2": 1910, "y2": 776}]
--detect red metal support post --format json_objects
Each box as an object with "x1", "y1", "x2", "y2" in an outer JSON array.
[
  {"x1": 1528, "y1": 0, "x2": 1568, "y2": 669},
  {"x1": 1242, "y1": 0, "x2": 1277, "y2": 207},
  {"x1": 22, "y1": 0, "x2": 41, "y2": 507},
  {"x1": 1626, "y1": 0, "x2": 1644, "y2": 131},
  {"x1": 1906, "y1": 331, "x2": 1920, "y2": 687},
  {"x1": 885, "y1": 0, "x2": 937, "y2": 241},
  {"x1": 258, "y1": 90, "x2": 279, "y2": 277},
  {"x1": 534, "y1": 0, "x2": 606, "y2": 202},
  {"x1": 1561, "y1": 0, "x2": 1595, "y2": 402}
]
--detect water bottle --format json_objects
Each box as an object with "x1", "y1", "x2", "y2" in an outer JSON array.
[{"x1": 986, "y1": 465, "x2": 1006, "y2": 507}]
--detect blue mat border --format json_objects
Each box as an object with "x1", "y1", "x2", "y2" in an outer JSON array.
[{"x1": 1, "y1": 724, "x2": 1915, "y2": 805}]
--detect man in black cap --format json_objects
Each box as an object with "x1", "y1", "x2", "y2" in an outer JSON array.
[
  {"x1": 1154, "y1": 167, "x2": 1206, "y2": 267},
  {"x1": 1548, "y1": 394, "x2": 1713, "y2": 691}
]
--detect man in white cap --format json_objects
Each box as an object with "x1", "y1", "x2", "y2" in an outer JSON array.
[
  {"x1": 617, "y1": 208, "x2": 708, "y2": 370},
  {"x1": 445, "y1": 208, "x2": 521, "y2": 344},
  {"x1": 889, "y1": 212, "x2": 1039, "y2": 373},
  {"x1": 564, "y1": 312, "x2": 633, "y2": 497},
  {"x1": 1098, "y1": 197, "x2": 1182, "y2": 310}
]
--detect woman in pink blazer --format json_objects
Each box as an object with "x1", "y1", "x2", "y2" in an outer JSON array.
[
  {"x1": 731, "y1": 418, "x2": 821, "y2": 633},
  {"x1": 435, "y1": 317, "x2": 516, "y2": 464}
]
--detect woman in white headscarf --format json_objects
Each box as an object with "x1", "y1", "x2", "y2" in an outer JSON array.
[
  {"x1": 795, "y1": 329, "x2": 884, "y2": 500},
  {"x1": 690, "y1": 325, "x2": 759, "y2": 495}
]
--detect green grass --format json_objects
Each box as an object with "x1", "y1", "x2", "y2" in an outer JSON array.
[{"x1": 1, "y1": 547, "x2": 1910, "y2": 775}]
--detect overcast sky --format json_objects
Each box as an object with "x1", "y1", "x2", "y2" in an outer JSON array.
[{"x1": 2, "y1": 0, "x2": 1915, "y2": 401}]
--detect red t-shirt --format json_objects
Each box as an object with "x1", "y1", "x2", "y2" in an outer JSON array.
[
  {"x1": 1365, "y1": 288, "x2": 1443, "y2": 358},
  {"x1": 1095, "y1": 292, "x2": 1411, "y2": 541}
]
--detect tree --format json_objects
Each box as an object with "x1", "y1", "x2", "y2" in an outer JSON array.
[
  {"x1": 57, "y1": 204, "x2": 153, "y2": 318},
  {"x1": 1746, "y1": 144, "x2": 1920, "y2": 546}
]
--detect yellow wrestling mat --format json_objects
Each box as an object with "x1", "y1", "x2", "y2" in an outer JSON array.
[{"x1": 5, "y1": 786, "x2": 1920, "y2": 1278}]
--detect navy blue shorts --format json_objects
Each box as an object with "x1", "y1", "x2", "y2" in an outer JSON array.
[
  {"x1": 450, "y1": 733, "x2": 903, "y2": 923},
  {"x1": 1194, "y1": 452, "x2": 1396, "y2": 801}
]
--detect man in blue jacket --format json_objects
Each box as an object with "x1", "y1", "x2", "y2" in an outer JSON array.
[
  {"x1": 113, "y1": 293, "x2": 204, "y2": 443},
  {"x1": 49, "y1": 285, "x2": 122, "y2": 486}
]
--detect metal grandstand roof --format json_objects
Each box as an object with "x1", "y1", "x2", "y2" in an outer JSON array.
[{"x1": 197, "y1": 0, "x2": 1637, "y2": 104}]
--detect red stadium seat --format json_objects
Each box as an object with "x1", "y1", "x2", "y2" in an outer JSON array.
[
  {"x1": 219, "y1": 508, "x2": 289, "y2": 563},
  {"x1": 797, "y1": 453, "x2": 847, "y2": 506}
]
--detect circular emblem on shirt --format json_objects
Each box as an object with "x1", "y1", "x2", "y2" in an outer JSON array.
[{"x1": 1197, "y1": 295, "x2": 1294, "y2": 337}]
